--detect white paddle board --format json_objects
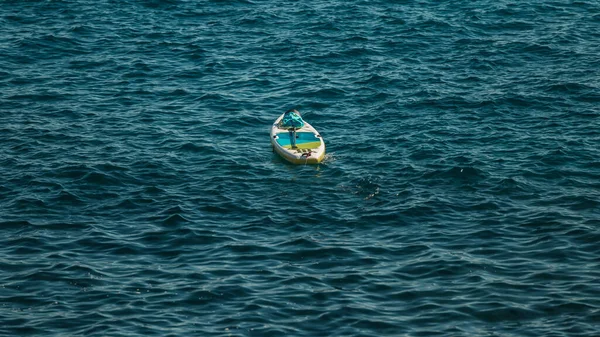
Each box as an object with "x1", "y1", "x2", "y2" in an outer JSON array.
[{"x1": 270, "y1": 113, "x2": 325, "y2": 164}]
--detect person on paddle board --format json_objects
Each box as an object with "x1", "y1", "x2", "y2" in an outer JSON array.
[{"x1": 279, "y1": 109, "x2": 304, "y2": 149}]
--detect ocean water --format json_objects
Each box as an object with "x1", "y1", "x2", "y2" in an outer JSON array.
[{"x1": 1, "y1": 0, "x2": 599, "y2": 336}]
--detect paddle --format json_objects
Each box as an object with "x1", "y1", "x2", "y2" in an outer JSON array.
[{"x1": 289, "y1": 127, "x2": 297, "y2": 149}]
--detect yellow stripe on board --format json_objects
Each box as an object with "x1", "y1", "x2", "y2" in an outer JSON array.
[{"x1": 282, "y1": 141, "x2": 321, "y2": 150}]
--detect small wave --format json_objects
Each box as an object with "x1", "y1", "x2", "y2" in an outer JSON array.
[
  {"x1": 545, "y1": 82, "x2": 594, "y2": 93},
  {"x1": 0, "y1": 220, "x2": 33, "y2": 230},
  {"x1": 11, "y1": 196, "x2": 48, "y2": 210},
  {"x1": 209, "y1": 0, "x2": 254, "y2": 4},
  {"x1": 6, "y1": 92, "x2": 69, "y2": 102},
  {"x1": 38, "y1": 221, "x2": 89, "y2": 231},
  {"x1": 139, "y1": 0, "x2": 182, "y2": 9},
  {"x1": 161, "y1": 213, "x2": 190, "y2": 225},
  {"x1": 422, "y1": 166, "x2": 487, "y2": 182},
  {"x1": 196, "y1": 93, "x2": 226, "y2": 101},
  {"x1": 50, "y1": 190, "x2": 84, "y2": 205},
  {"x1": 176, "y1": 142, "x2": 220, "y2": 154},
  {"x1": 77, "y1": 171, "x2": 125, "y2": 186},
  {"x1": 169, "y1": 88, "x2": 189, "y2": 96},
  {"x1": 466, "y1": 304, "x2": 541, "y2": 322},
  {"x1": 299, "y1": 87, "x2": 348, "y2": 100},
  {"x1": 52, "y1": 164, "x2": 92, "y2": 180}
]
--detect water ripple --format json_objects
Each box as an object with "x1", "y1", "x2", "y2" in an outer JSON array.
[{"x1": 1, "y1": 0, "x2": 600, "y2": 336}]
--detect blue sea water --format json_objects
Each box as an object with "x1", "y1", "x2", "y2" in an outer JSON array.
[{"x1": 1, "y1": 0, "x2": 600, "y2": 336}]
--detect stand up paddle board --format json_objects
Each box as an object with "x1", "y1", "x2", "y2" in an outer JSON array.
[{"x1": 270, "y1": 111, "x2": 325, "y2": 164}]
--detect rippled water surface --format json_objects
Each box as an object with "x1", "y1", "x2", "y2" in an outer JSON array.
[{"x1": 1, "y1": 1, "x2": 600, "y2": 336}]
